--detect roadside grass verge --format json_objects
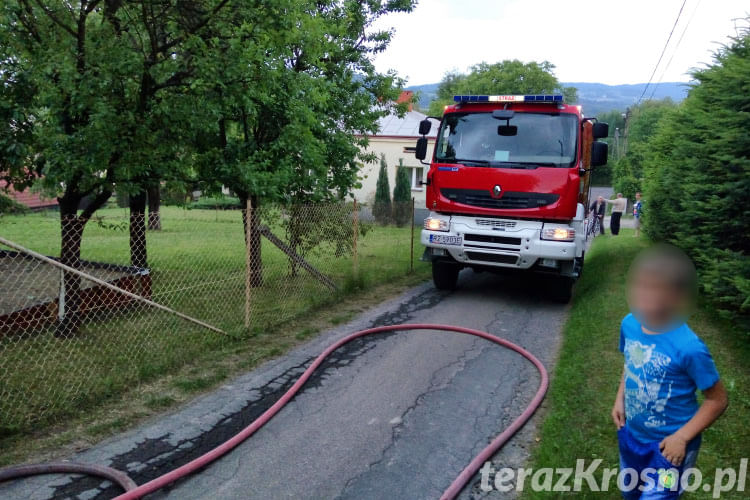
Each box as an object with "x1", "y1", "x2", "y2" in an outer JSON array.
[
  {"x1": 0, "y1": 207, "x2": 429, "y2": 460},
  {"x1": 524, "y1": 231, "x2": 750, "y2": 499}
]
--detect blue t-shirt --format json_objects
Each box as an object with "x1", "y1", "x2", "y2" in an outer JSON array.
[
  {"x1": 633, "y1": 200, "x2": 643, "y2": 218},
  {"x1": 619, "y1": 313, "x2": 720, "y2": 443}
]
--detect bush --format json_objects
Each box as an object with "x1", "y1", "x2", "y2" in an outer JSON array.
[
  {"x1": 0, "y1": 193, "x2": 29, "y2": 215},
  {"x1": 612, "y1": 157, "x2": 640, "y2": 201},
  {"x1": 188, "y1": 196, "x2": 242, "y2": 210},
  {"x1": 642, "y1": 30, "x2": 750, "y2": 329},
  {"x1": 372, "y1": 154, "x2": 391, "y2": 224},
  {"x1": 392, "y1": 159, "x2": 412, "y2": 226},
  {"x1": 610, "y1": 100, "x2": 676, "y2": 197},
  {"x1": 161, "y1": 181, "x2": 192, "y2": 206}
]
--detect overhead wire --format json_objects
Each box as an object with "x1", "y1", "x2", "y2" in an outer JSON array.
[
  {"x1": 637, "y1": 0, "x2": 688, "y2": 105},
  {"x1": 648, "y1": 0, "x2": 702, "y2": 101}
]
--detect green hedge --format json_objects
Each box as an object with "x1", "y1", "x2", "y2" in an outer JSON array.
[
  {"x1": 187, "y1": 196, "x2": 242, "y2": 210},
  {"x1": 642, "y1": 29, "x2": 750, "y2": 329},
  {"x1": 0, "y1": 193, "x2": 29, "y2": 214}
]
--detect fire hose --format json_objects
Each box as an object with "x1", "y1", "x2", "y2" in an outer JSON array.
[{"x1": 0, "y1": 324, "x2": 549, "y2": 500}]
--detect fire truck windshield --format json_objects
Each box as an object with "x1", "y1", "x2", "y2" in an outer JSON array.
[{"x1": 435, "y1": 112, "x2": 578, "y2": 168}]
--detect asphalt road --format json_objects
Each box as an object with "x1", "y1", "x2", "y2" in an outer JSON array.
[{"x1": 1, "y1": 271, "x2": 568, "y2": 500}]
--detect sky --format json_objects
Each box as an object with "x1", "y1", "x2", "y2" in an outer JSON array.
[{"x1": 371, "y1": 0, "x2": 750, "y2": 86}]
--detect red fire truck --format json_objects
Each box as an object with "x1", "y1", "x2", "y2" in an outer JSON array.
[{"x1": 414, "y1": 94, "x2": 609, "y2": 302}]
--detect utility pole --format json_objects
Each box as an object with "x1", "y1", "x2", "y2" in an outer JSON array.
[
  {"x1": 614, "y1": 128, "x2": 621, "y2": 160},
  {"x1": 622, "y1": 108, "x2": 631, "y2": 157}
]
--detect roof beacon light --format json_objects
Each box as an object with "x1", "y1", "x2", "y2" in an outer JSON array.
[{"x1": 453, "y1": 95, "x2": 564, "y2": 104}]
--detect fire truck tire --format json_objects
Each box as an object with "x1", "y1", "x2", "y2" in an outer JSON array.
[
  {"x1": 550, "y1": 276, "x2": 575, "y2": 303},
  {"x1": 575, "y1": 253, "x2": 585, "y2": 276},
  {"x1": 432, "y1": 260, "x2": 460, "y2": 290}
]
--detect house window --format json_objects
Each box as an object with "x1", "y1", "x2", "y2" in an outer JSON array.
[{"x1": 410, "y1": 167, "x2": 424, "y2": 191}]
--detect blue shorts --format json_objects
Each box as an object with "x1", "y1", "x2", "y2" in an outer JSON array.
[{"x1": 617, "y1": 426, "x2": 701, "y2": 499}]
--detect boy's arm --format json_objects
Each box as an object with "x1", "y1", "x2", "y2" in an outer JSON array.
[
  {"x1": 611, "y1": 369, "x2": 626, "y2": 429},
  {"x1": 659, "y1": 380, "x2": 729, "y2": 465}
]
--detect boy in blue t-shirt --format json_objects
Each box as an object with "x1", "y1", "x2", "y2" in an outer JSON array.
[
  {"x1": 633, "y1": 192, "x2": 643, "y2": 238},
  {"x1": 611, "y1": 245, "x2": 728, "y2": 498}
]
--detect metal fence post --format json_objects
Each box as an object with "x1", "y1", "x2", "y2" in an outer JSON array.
[
  {"x1": 244, "y1": 198, "x2": 252, "y2": 329},
  {"x1": 410, "y1": 197, "x2": 415, "y2": 272},
  {"x1": 352, "y1": 199, "x2": 359, "y2": 274}
]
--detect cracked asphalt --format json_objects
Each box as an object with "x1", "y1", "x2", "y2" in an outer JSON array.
[{"x1": 0, "y1": 269, "x2": 568, "y2": 500}]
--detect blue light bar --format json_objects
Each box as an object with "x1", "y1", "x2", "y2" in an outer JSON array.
[{"x1": 453, "y1": 95, "x2": 564, "y2": 104}]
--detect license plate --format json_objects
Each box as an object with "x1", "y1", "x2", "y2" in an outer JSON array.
[{"x1": 430, "y1": 234, "x2": 463, "y2": 246}]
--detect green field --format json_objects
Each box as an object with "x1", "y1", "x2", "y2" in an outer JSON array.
[
  {"x1": 524, "y1": 232, "x2": 750, "y2": 499},
  {"x1": 0, "y1": 206, "x2": 427, "y2": 440}
]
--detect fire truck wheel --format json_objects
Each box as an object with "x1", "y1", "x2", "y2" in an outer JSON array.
[
  {"x1": 551, "y1": 276, "x2": 575, "y2": 304},
  {"x1": 432, "y1": 260, "x2": 460, "y2": 290}
]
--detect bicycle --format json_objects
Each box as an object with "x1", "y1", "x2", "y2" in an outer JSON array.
[{"x1": 586, "y1": 212, "x2": 603, "y2": 238}]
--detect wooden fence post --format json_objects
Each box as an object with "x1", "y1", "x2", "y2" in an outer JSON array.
[{"x1": 410, "y1": 197, "x2": 415, "y2": 272}]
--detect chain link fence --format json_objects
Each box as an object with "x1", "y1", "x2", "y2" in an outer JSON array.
[{"x1": 0, "y1": 200, "x2": 416, "y2": 431}]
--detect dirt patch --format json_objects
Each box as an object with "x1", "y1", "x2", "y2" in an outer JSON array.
[{"x1": 0, "y1": 255, "x2": 130, "y2": 316}]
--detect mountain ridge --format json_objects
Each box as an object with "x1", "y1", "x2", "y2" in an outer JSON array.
[{"x1": 407, "y1": 81, "x2": 690, "y2": 115}]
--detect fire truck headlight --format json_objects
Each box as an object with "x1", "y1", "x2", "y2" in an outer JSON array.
[
  {"x1": 424, "y1": 217, "x2": 450, "y2": 232},
  {"x1": 541, "y1": 226, "x2": 575, "y2": 241}
]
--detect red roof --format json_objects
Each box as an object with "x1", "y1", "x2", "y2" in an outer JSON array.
[
  {"x1": 0, "y1": 180, "x2": 58, "y2": 209},
  {"x1": 397, "y1": 91, "x2": 414, "y2": 112}
]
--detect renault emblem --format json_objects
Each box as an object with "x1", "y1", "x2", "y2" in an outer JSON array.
[{"x1": 492, "y1": 185, "x2": 502, "y2": 198}]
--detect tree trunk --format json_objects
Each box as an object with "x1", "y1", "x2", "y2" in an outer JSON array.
[
  {"x1": 55, "y1": 198, "x2": 85, "y2": 338},
  {"x1": 240, "y1": 193, "x2": 263, "y2": 287},
  {"x1": 147, "y1": 184, "x2": 161, "y2": 231},
  {"x1": 54, "y1": 188, "x2": 112, "y2": 337},
  {"x1": 129, "y1": 189, "x2": 148, "y2": 269}
]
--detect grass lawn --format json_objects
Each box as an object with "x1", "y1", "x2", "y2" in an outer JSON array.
[
  {"x1": 524, "y1": 230, "x2": 750, "y2": 499},
  {"x1": 0, "y1": 205, "x2": 429, "y2": 453}
]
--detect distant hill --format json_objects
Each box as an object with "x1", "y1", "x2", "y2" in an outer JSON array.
[
  {"x1": 567, "y1": 82, "x2": 689, "y2": 115},
  {"x1": 407, "y1": 81, "x2": 690, "y2": 116},
  {"x1": 407, "y1": 82, "x2": 440, "y2": 109}
]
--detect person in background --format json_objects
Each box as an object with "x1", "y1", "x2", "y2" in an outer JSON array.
[
  {"x1": 605, "y1": 193, "x2": 627, "y2": 235},
  {"x1": 589, "y1": 195, "x2": 607, "y2": 235},
  {"x1": 633, "y1": 192, "x2": 643, "y2": 238}
]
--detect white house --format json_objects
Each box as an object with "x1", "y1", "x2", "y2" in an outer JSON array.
[{"x1": 352, "y1": 92, "x2": 439, "y2": 208}]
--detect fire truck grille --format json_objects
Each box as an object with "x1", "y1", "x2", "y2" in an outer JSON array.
[
  {"x1": 464, "y1": 252, "x2": 519, "y2": 265},
  {"x1": 463, "y1": 234, "x2": 522, "y2": 246},
  {"x1": 441, "y1": 189, "x2": 559, "y2": 209},
  {"x1": 475, "y1": 219, "x2": 517, "y2": 229}
]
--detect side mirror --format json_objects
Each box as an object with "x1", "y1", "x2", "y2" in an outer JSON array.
[
  {"x1": 591, "y1": 141, "x2": 608, "y2": 167},
  {"x1": 415, "y1": 137, "x2": 428, "y2": 161},
  {"x1": 592, "y1": 122, "x2": 609, "y2": 140},
  {"x1": 418, "y1": 119, "x2": 432, "y2": 136}
]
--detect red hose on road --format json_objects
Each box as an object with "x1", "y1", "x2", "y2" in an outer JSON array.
[
  {"x1": 0, "y1": 462, "x2": 137, "y2": 493},
  {"x1": 1, "y1": 324, "x2": 549, "y2": 500}
]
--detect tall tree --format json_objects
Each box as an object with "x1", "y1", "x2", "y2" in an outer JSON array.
[
  {"x1": 392, "y1": 159, "x2": 411, "y2": 226},
  {"x1": 642, "y1": 27, "x2": 750, "y2": 326},
  {"x1": 195, "y1": 0, "x2": 415, "y2": 283},
  {"x1": 611, "y1": 99, "x2": 677, "y2": 198},
  {"x1": 0, "y1": 0, "x2": 232, "y2": 334},
  {"x1": 373, "y1": 154, "x2": 392, "y2": 224},
  {"x1": 428, "y1": 60, "x2": 577, "y2": 115}
]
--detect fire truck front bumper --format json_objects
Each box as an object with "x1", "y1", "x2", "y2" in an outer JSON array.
[{"x1": 420, "y1": 213, "x2": 583, "y2": 275}]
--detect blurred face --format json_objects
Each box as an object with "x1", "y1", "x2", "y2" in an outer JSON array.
[
  {"x1": 628, "y1": 270, "x2": 688, "y2": 331},
  {"x1": 636, "y1": 193, "x2": 642, "y2": 200},
  {"x1": 598, "y1": 196, "x2": 604, "y2": 203}
]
